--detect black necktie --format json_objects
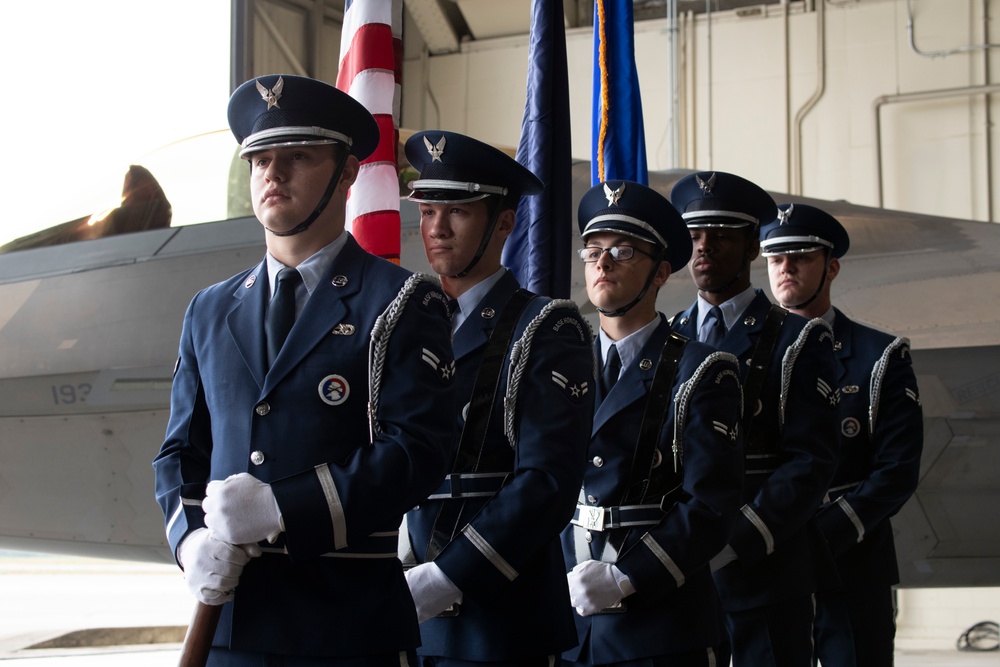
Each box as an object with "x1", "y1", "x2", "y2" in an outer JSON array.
[
  {"x1": 703, "y1": 306, "x2": 726, "y2": 348},
  {"x1": 266, "y1": 267, "x2": 302, "y2": 366},
  {"x1": 601, "y1": 344, "x2": 622, "y2": 396}
]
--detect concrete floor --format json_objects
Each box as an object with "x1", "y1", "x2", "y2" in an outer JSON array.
[{"x1": 0, "y1": 553, "x2": 995, "y2": 666}]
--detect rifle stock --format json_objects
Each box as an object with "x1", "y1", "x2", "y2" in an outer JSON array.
[{"x1": 177, "y1": 601, "x2": 221, "y2": 667}]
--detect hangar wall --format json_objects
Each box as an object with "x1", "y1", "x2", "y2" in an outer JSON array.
[{"x1": 400, "y1": 0, "x2": 1000, "y2": 223}]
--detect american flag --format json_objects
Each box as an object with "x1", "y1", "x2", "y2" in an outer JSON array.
[{"x1": 337, "y1": 0, "x2": 403, "y2": 263}]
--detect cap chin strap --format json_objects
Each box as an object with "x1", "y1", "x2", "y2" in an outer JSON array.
[
  {"x1": 596, "y1": 249, "x2": 666, "y2": 318},
  {"x1": 780, "y1": 253, "x2": 831, "y2": 311},
  {"x1": 451, "y1": 196, "x2": 502, "y2": 278},
  {"x1": 264, "y1": 150, "x2": 350, "y2": 238}
]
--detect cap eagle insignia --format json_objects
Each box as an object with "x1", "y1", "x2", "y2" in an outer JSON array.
[
  {"x1": 778, "y1": 203, "x2": 795, "y2": 225},
  {"x1": 424, "y1": 135, "x2": 446, "y2": 162},
  {"x1": 256, "y1": 76, "x2": 284, "y2": 110},
  {"x1": 696, "y1": 172, "x2": 717, "y2": 196},
  {"x1": 604, "y1": 182, "x2": 625, "y2": 206}
]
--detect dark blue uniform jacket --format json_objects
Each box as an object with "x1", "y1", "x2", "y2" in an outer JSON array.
[
  {"x1": 153, "y1": 235, "x2": 458, "y2": 658},
  {"x1": 561, "y1": 315, "x2": 744, "y2": 663},
  {"x1": 407, "y1": 271, "x2": 594, "y2": 661},
  {"x1": 816, "y1": 308, "x2": 923, "y2": 589},
  {"x1": 671, "y1": 289, "x2": 839, "y2": 611}
]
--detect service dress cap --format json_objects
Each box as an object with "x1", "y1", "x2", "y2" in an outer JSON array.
[
  {"x1": 760, "y1": 203, "x2": 850, "y2": 258},
  {"x1": 670, "y1": 171, "x2": 776, "y2": 230},
  {"x1": 405, "y1": 131, "x2": 542, "y2": 206},
  {"x1": 228, "y1": 74, "x2": 379, "y2": 161},
  {"x1": 578, "y1": 180, "x2": 693, "y2": 271}
]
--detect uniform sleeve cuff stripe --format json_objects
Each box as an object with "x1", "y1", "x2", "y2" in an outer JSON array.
[
  {"x1": 836, "y1": 496, "x2": 865, "y2": 543},
  {"x1": 463, "y1": 525, "x2": 518, "y2": 581},
  {"x1": 641, "y1": 533, "x2": 686, "y2": 587},
  {"x1": 316, "y1": 464, "x2": 348, "y2": 550},
  {"x1": 166, "y1": 503, "x2": 184, "y2": 537},
  {"x1": 741, "y1": 504, "x2": 775, "y2": 554}
]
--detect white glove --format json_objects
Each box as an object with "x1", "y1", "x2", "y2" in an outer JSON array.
[
  {"x1": 405, "y1": 562, "x2": 463, "y2": 623},
  {"x1": 178, "y1": 528, "x2": 261, "y2": 605},
  {"x1": 204, "y1": 473, "x2": 283, "y2": 545},
  {"x1": 568, "y1": 560, "x2": 635, "y2": 617},
  {"x1": 709, "y1": 544, "x2": 738, "y2": 572}
]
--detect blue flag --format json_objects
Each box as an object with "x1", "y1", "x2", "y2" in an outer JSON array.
[
  {"x1": 592, "y1": 0, "x2": 648, "y2": 185},
  {"x1": 503, "y1": 0, "x2": 572, "y2": 299}
]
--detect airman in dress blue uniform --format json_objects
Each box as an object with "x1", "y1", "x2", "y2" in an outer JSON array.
[
  {"x1": 561, "y1": 181, "x2": 744, "y2": 667},
  {"x1": 669, "y1": 172, "x2": 840, "y2": 667},
  {"x1": 762, "y1": 203, "x2": 923, "y2": 667},
  {"x1": 401, "y1": 131, "x2": 595, "y2": 667},
  {"x1": 152, "y1": 75, "x2": 458, "y2": 666}
]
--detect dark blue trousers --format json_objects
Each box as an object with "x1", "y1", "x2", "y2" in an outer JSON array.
[
  {"x1": 725, "y1": 595, "x2": 816, "y2": 667},
  {"x1": 207, "y1": 649, "x2": 418, "y2": 667},
  {"x1": 814, "y1": 586, "x2": 895, "y2": 667}
]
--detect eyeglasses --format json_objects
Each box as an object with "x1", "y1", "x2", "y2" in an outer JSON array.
[{"x1": 577, "y1": 245, "x2": 655, "y2": 263}]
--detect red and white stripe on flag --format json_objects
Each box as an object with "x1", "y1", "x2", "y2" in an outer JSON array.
[{"x1": 337, "y1": 0, "x2": 403, "y2": 263}]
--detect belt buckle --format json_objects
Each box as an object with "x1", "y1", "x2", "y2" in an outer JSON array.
[{"x1": 584, "y1": 505, "x2": 606, "y2": 532}]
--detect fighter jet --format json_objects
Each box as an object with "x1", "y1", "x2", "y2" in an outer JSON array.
[{"x1": 0, "y1": 132, "x2": 997, "y2": 588}]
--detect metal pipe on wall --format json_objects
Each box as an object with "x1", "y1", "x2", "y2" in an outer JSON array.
[
  {"x1": 668, "y1": 0, "x2": 680, "y2": 168},
  {"x1": 685, "y1": 10, "x2": 695, "y2": 167},
  {"x1": 873, "y1": 83, "x2": 1000, "y2": 210},
  {"x1": 982, "y1": 0, "x2": 995, "y2": 221},
  {"x1": 878, "y1": 0, "x2": 998, "y2": 220},
  {"x1": 783, "y1": 0, "x2": 792, "y2": 193},
  {"x1": 906, "y1": 0, "x2": 1000, "y2": 58},
  {"x1": 705, "y1": 0, "x2": 713, "y2": 169},
  {"x1": 791, "y1": 0, "x2": 826, "y2": 196}
]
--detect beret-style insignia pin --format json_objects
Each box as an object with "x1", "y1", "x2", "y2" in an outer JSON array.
[
  {"x1": 331, "y1": 275, "x2": 348, "y2": 287},
  {"x1": 778, "y1": 203, "x2": 795, "y2": 225},
  {"x1": 244, "y1": 274, "x2": 257, "y2": 288},
  {"x1": 679, "y1": 317, "x2": 690, "y2": 326},
  {"x1": 696, "y1": 172, "x2": 717, "y2": 195},
  {"x1": 743, "y1": 316, "x2": 756, "y2": 326},
  {"x1": 481, "y1": 307, "x2": 496, "y2": 319},
  {"x1": 639, "y1": 358, "x2": 653, "y2": 371},
  {"x1": 603, "y1": 182, "x2": 625, "y2": 206},
  {"x1": 834, "y1": 341, "x2": 843, "y2": 351},
  {"x1": 256, "y1": 76, "x2": 284, "y2": 110},
  {"x1": 424, "y1": 135, "x2": 446, "y2": 161}
]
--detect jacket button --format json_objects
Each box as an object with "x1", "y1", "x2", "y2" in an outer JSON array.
[
  {"x1": 250, "y1": 451, "x2": 265, "y2": 465},
  {"x1": 592, "y1": 456, "x2": 604, "y2": 467},
  {"x1": 585, "y1": 532, "x2": 593, "y2": 543},
  {"x1": 587, "y1": 494, "x2": 597, "y2": 504},
  {"x1": 255, "y1": 402, "x2": 270, "y2": 416}
]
